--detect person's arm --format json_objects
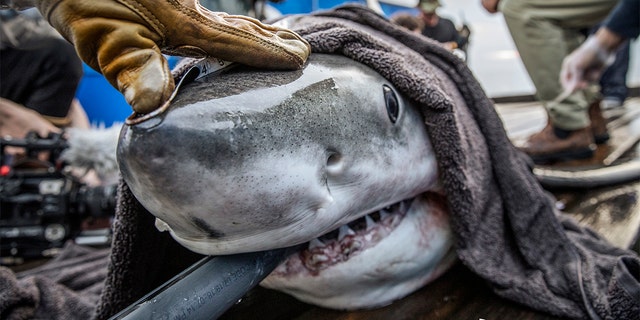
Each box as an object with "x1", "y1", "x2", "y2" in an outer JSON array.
[
  {"x1": 0, "y1": 98, "x2": 60, "y2": 159},
  {"x1": 0, "y1": 98, "x2": 60, "y2": 139},
  {"x1": 443, "y1": 19, "x2": 462, "y2": 51},
  {"x1": 601, "y1": 0, "x2": 640, "y2": 40},
  {"x1": 455, "y1": 32, "x2": 468, "y2": 50},
  {"x1": 0, "y1": 0, "x2": 36, "y2": 9},
  {"x1": 560, "y1": 0, "x2": 639, "y2": 92},
  {"x1": 2, "y1": 0, "x2": 311, "y2": 115},
  {"x1": 593, "y1": 27, "x2": 626, "y2": 52}
]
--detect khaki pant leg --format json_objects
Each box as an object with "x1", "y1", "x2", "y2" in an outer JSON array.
[
  {"x1": 499, "y1": 0, "x2": 616, "y2": 130},
  {"x1": 500, "y1": 0, "x2": 617, "y2": 29}
]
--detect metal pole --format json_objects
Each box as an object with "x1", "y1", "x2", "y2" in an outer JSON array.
[{"x1": 110, "y1": 246, "x2": 299, "y2": 320}]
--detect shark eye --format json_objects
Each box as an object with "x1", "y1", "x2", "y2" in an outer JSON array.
[{"x1": 383, "y1": 85, "x2": 399, "y2": 123}]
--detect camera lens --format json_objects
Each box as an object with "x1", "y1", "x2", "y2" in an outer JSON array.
[{"x1": 44, "y1": 223, "x2": 67, "y2": 242}]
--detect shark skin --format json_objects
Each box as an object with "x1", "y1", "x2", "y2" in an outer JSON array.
[{"x1": 117, "y1": 54, "x2": 456, "y2": 310}]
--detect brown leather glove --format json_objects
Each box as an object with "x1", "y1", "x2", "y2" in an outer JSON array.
[{"x1": 35, "y1": 0, "x2": 311, "y2": 114}]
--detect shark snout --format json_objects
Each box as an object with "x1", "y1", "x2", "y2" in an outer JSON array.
[{"x1": 118, "y1": 53, "x2": 441, "y2": 255}]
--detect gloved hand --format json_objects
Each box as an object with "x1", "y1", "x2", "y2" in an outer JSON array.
[
  {"x1": 33, "y1": 0, "x2": 311, "y2": 114},
  {"x1": 560, "y1": 35, "x2": 615, "y2": 94}
]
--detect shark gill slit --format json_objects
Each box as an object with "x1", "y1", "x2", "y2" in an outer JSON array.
[{"x1": 192, "y1": 217, "x2": 225, "y2": 238}]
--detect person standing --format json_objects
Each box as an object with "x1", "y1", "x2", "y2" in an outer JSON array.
[
  {"x1": 418, "y1": 0, "x2": 468, "y2": 52},
  {"x1": 0, "y1": 8, "x2": 84, "y2": 128},
  {"x1": 481, "y1": 0, "x2": 617, "y2": 163}
]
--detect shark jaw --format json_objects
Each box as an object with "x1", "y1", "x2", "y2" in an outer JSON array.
[{"x1": 260, "y1": 192, "x2": 456, "y2": 310}]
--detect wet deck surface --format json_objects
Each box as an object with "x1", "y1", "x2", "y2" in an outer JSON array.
[
  {"x1": 220, "y1": 98, "x2": 640, "y2": 320},
  {"x1": 499, "y1": 97, "x2": 640, "y2": 169},
  {"x1": 221, "y1": 263, "x2": 561, "y2": 320},
  {"x1": 498, "y1": 97, "x2": 640, "y2": 251},
  {"x1": 7, "y1": 99, "x2": 640, "y2": 320}
]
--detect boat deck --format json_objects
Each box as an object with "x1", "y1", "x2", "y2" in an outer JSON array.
[{"x1": 221, "y1": 98, "x2": 640, "y2": 320}]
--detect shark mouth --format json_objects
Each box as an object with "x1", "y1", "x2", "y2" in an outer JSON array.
[
  {"x1": 262, "y1": 190, "x2": 454, "y2": 310},
  {"x1": 296, "y1": 192, "x2": 445, "y2": 274}
]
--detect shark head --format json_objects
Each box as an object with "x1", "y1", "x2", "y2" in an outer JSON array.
[{"x1": 117, "y1": 54, "x2": 455, "y2": 310}]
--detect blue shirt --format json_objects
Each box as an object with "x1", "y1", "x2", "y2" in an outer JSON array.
[{"x1": 603, "y1": 0, "x2": 639, "y2": 39}]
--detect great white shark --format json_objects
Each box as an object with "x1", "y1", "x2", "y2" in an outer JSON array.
[{"x1": 117, "y1": 54, "x2": 457, "y2": 310}]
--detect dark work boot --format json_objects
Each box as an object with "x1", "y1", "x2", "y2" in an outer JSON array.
[
  {"x1": 589, "y1": 100, "x2": 609, "y2": 144},
  {"x1": 518, "y1": 122, "x2": 596, "y2": 164}
]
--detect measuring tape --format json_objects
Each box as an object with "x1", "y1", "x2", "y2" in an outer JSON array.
[{"x1": 126, "y1": 57, "x2": 236, "y2": 125}]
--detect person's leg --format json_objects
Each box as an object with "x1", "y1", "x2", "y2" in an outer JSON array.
[
  {"x1": 507, "y1": 17, "x2": 591, "y2": 129},
  {"x1": 0, "y1": 37, "x2": 83, "y2": 125},
  {"x1": 499, "y1": 0, "x2": 616, "y2": 162},
  {"x1": 500, "y1": 0, "x2": 617, "y2": 29},
  {"x1": 599, "y1": 41, "x2": 630, "y2": 109},
  {"x1": 501, "y1": 0, "x2": 615, "y2": 128}
]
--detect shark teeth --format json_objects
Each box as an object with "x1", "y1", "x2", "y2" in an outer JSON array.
[
  {"x1": 302, "y1": 198, "x2": 414, "y2": 271},
  {"x1": 308, "y1": 238, "x2": 326, "y2": 249},
  {"x1": 365, "y1": 215, "x2": 375, "y2": 230},
  {"x1": 338, "y1": 225, "x2": 356, "y2": 241},
  {"x1": 380, "y1": 209, "x2": 391, "y2": 221}
]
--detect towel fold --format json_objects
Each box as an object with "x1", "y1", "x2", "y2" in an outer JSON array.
[
  {"x1": 282, "y1": 5, "x2": 639, "y2": 319},
  {"x1": 0, "y1": 242, "x2": 108, "y2": 319}
]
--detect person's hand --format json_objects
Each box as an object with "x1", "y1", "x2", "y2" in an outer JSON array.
[
  {"x1": 0, "y1": 98, "x2": 62, "y2": 158},
  {"x1": 481, "y1": 0, "x2": 500, "y2": 13},
  {"x1": 443, "y1": 41, "x2": 458, "y2": 51},
  {"x1": 34, "y1": 0, "x2": 311, "y2": 114},
  {"x1": 560, "y1": 31, "x2": 620, "y2": 93},
  {"x1": 0, "y1": 98, "x2": 61, "y2": 139}
]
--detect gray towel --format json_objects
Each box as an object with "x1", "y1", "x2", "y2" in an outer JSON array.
[
  {"x1": 1, "y1": 5, "x2": 637, "y2": 320},
  {"x1": 93, "y1": 179, "x2": 202, "y2": 319},
  {"x1": 280, "y1": 5, "x2": 639, "y2": 319},
  {"x1": 0, "y1": 242, "x2": 108, "y2": 319}
]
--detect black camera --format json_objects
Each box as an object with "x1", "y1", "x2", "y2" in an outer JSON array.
[{"x1": 0, "y1": 132, "x2": 116, "y2": 262}]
